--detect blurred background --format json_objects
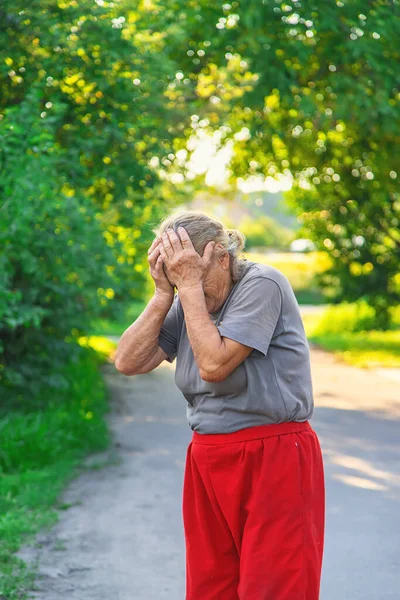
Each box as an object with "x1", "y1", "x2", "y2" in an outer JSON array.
[{"x1": 1, "y1": 1, "x2": 399, "y2": 598}]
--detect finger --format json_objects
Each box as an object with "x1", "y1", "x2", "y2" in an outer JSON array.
[
  {"x1": 148, "y1": 242, "x2": 161, "y2": 258},
  {"x1": 154, "y1": 254, "x2": 164, "y2": 273},
  {"x1": 159, "y1": 243, "x2": 168, "y2": 262},
  {"x1": 177, "y1": 226, "x2": 194, "y2": 250},
  {"x1": 161, "y1": 231, "x2": 174, "y2": 257},
  {"x1": 158, "y1": 248, "x2": 173, "y2": 283},
  {"x1": 148, "y1": 244, "x2": 161, "y2": 265},
  {"x1": 148, "y1": 236, "x2": 160, "y2": 256},
  {"x1": 166, "y1": 227, "x2": 183, "y2": 252},
  {"x1": 202, "y1": 241, "x2": 216, "y2": 265}
]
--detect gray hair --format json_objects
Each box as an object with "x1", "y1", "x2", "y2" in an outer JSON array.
[{"x1": 153, "y1": 210, "x2": 248, "y2": 282}]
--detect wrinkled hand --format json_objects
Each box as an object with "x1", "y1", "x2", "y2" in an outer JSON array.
[
  {"x1": 159, "y1": 227, "x2": 215, "y2": 290},
  {"x1": 147, "y1": 236, "x2": 174, "y2": 301}
]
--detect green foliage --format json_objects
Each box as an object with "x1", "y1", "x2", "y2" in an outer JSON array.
[
  {"x1": 0, "y1": 89, "x2": 116, "y2": 399},
  {"x1": 166, "y1": 0, "x2": 400, "y2": 323},
  {"x1": 88, "y1": 301, "x2": 146, "y2": 336},
  {"x1": 305, "y1": 301, "x2": 400, "y2": 336},
  {"x1": 2, "y1": 0, "x2": 400, "y2": 404},
  {"x1": 0, "y1": 0, "x2": 196, "y2": 401},
  {"x1": 0, "y1": 346, "x2": 110, "y2": 598},
  {"x1": 0, "y1": 0, "x2": 189, "y2": 294},
  {"x1": 308, "y1": 301, "x2": 377, "y2": 335}
]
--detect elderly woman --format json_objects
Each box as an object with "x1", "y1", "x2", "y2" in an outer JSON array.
[{"x1": 115, "y1": 211, "x2": 325, "y2": 600}]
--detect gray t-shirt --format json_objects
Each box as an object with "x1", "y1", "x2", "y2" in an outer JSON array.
[{"x1": 158, "y1": 260, "x2": 314, "y2": 434}]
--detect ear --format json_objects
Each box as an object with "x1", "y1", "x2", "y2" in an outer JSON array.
[
  {"x1": 215, "y1": 245, "x2": 230, "y2": 269},
  {"x1": 202, "y1": 241, "x2": 216, "y2": 265}
]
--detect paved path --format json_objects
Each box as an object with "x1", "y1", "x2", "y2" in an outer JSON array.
[{"x1": 18, "y1": 349, "x2": 400, "y2": 600}]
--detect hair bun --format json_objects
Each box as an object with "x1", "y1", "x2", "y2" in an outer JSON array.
[{"x1": 225, "y1": 228, "x2": 246, "y2": 253}]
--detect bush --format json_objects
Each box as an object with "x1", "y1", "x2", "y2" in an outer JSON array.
[
  {"x1": 310, "y1": 301, "x2": 377, "y2": 335},
  {"x1": 0, "y1": 90, "x2": 115, "y2": 403}
]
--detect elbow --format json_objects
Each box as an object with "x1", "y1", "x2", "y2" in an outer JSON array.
[
  {"x1": 114, "y1": 355, "x2": 138, "y2": 376},
  {"x1": 114, "y1": 361, "x2": 132, "y2": 376},
  {"x1": 199, "y1": 364, "x2": 227, "y2": 383}
]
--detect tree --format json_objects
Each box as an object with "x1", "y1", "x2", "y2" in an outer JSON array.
[
  {"x1": 168, "y1": 0, "x2": 400, "y2": 326},
  {"x1": 0, "y1": 0, "x2": 200, "y2": 398}
]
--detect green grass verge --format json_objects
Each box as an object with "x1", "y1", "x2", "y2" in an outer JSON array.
[
  {"x1": 0, "y1": 341, "x2": 115, "y2": 599},
  {"x1": 304, "y1": 303, "x2": 400, "y2": 368},
  {"x1": 307, "y1": 330, "x2": 400, "y2": 368}
]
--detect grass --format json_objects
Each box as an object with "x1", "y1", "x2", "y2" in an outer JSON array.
[
  {"x1": 0, "y1": 338, "x2": 116, "y2": 599},
  {"x1": 307, "y1": 330, "x2": 400, "y2": 368},
  {"x1": 304, "y1": 303, "x2": 400, "y2": 368}
]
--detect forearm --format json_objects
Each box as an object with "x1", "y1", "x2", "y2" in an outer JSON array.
[
  {"x1": 114, "y1": 293, "x2": 172, "y2": 373},
  {"x1": 178, "y1": 285, "x2": 228, "y2": 378}
]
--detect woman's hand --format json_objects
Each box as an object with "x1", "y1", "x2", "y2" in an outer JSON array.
[
  {"x1": 159, "y1": 227, "x2": 215, "y2": 290},
  {"x1": 147, "y1": 237, "x2": 174, "y2": 302}
]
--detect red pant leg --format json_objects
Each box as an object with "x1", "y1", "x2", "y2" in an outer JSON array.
[
  {"x1": 204, "y1": 427, "x2": 325, "y2": 600},
  {"x1": 182, "y1": 441, "x2": 240, "y2": 600},
  {"x1": 238, "y1": 428, "x2": 325, "y2": 599}
]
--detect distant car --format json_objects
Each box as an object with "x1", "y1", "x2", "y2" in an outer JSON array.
[{"x1": 290, "y1": 238, "x2": 316, "y2": 253}]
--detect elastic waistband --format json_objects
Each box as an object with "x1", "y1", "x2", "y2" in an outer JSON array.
[{"x1": 192, "y1": 421, "x2": 312, "y2": 445}]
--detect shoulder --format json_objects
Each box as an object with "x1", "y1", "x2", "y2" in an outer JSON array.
[
  {"x1": 223, "y1": 262, "x2": 284, "y2": 311},
  {"x1": 238, "y1": 261, "x2": 291, "y2": 292}
]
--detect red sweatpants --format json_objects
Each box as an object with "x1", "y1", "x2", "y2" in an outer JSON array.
[{"x1": 182, "y1": 420, "x2": 325, "y2": 600}]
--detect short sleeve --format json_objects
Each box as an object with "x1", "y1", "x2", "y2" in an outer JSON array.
[
  {"x1": 158, "y1": 294, "x2": 182, "y2": 363},
  {"x1": 217, "y1": 277, "x2": 282, "y2": 356}
]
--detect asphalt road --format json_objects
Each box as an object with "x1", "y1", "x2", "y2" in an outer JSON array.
[{"x1": 18, "y1": 351, "x2": 400, "y2": 599}]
